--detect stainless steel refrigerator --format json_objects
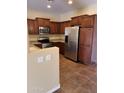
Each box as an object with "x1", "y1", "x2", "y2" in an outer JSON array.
[{"x1": 64, "y1": 26, "x2": 80, "y2": 61}]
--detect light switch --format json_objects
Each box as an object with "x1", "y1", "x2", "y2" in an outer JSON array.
[
  {"x1": 37, "y1": 56, "x2": 44, "y2": 63},
  {"x1": 45, "y1": 54, "x2": 51, "y2": 61}
]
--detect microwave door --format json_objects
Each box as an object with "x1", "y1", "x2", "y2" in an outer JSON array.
[{"x1": 39, "y1": 27, "x2": 49, "y2": 34}]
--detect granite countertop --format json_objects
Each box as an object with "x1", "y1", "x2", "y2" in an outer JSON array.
[
  {"x1": 50, "y1": 39, "x2": 65, "y2": 43},
  {"x1": 28, "y1": 45, "x2": 58, "y2": 53}
]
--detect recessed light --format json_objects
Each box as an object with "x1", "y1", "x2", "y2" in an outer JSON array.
[
  {"x1": 47, "y1": 5, "x2": 51, "y2": 8},
  {"x1": 48, "y1": 0, "x2": 53, "y2": 3},
  {"x1": 68, "y1": 0, "x2": 73, "y2": 4}
]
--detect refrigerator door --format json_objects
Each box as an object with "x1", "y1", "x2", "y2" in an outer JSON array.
[{"x1": 65, "y1": 27, "x2": 79, "y2": 61}]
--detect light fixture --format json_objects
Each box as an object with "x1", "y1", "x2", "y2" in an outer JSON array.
[
  {"x1": 47, "y1": 5, "x2": 51, "y2": 8},
  {"x1": 68, "y1": 0, "x2": 73, "y2": 4},
  {"x1": 48, "y1": 0, "x2": 53, "y2": 3},
  {"x1": 47, "y1": 0, "x2": 53, "y2": 8}
]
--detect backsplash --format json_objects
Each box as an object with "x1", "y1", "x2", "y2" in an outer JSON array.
[{"x1": 28, "y1": 34, "x2": 65, "y2": 44}]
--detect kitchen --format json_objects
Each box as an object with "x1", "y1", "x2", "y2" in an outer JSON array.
[{"x1": 27, "y1": 0, "x2": 97, "y2": 93}]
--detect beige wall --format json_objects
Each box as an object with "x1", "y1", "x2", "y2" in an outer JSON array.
[
  {"x1": 59, "y1": 4, "x2": 97, "y2": 21},
  {"x1": 28, "y1": 47, "x2": 60, "y2": 93},
  {"x1": 27, "y1": 9, "x2": 61, "y2": 21},
  {"x1": 27, "y1": 4, "x2": 96, "y2": 22}
]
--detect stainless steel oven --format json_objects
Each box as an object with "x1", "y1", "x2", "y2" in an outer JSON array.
[
  {"x1": 39, "y1": 27, "x2": 50, "y2": 34},
  {"x1": 36, "y1": 37, "x2": 53, "y2": 48}
]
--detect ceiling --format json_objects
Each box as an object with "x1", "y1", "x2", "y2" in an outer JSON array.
[{"x1": 27, "y1": 0, "x2": 96, "y2": 14}]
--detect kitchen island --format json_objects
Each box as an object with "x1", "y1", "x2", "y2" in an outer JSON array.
[{"x1": 28, "y1": 46, "x2": 60, "y2": 93}]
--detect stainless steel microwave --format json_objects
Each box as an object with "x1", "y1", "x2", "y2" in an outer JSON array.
[{"x1": 39, "y1": 27, "x2": 50, "y2": 34}]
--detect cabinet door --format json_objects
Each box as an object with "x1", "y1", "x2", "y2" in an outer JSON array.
[
  {"x1": 34, "y1": 20, "x2": 38, "y2": 34},
  {"x1": 36, "y1": 18, "x2": 50, "y2": 27},
  {"x1": 27, "y1": 19, "x2": 35, "y2": 34},
  {"x1": 79, "y1": 28, "x2": 93, "y2": 64},
  {"x1": 60, "y1": 22, "x2": 65, "y2": 34},
  {"x1": 78, "y1": 16, "x2": 82, "y2": 25},
  {"x1": 81, "y1": 15, "x2": 94, "y2": 27},
  {"x1": 79, "y1": 28, "x2": 93, "y2": 45},
  {"x1": 50, "y1": 22, "x2": 58, "y2": 34},
  {"x1": 52, "y1": 42, "x2": 65, "y2": 54},
  {"x1": 71, "y1": 17, "x2": 79, "y2": 25},
  {"x1": 36, "y1": 18, "x2": 43, "y2": 27},
  {"x1": 60, "y1": 21, "x2": 70, "y2": 34},
  {"x1": 44, "y1": 19, "x2": 50, "y2": 27},
  {"x1": 65, "y1": 21, "x2": 70, "y2": 27},
  {"x1": 79, "y1": 45, "x2": 91, "y2": 64}
]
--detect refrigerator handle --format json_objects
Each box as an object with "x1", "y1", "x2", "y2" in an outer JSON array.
[{"x1": 65, "y1": 35, "x2": 68, "y2": 43}]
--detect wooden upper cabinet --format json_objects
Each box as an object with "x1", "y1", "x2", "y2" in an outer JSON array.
[
  {"x1": 27, "y1": 19, "x2": 39, "y2": 35},
  {"x1": 60, "y1": 21, "x2": 70, "y2": 34},
  {"x1": 34, "y1": 20, "x2": 39, "y2": 34},
  {"x1": 27, "y1": 19, "x2": 35, "y2": 34},
  {"x1": 60, "y1": 22, "x2": 66, "y2": 34},
  {"x1": 80, "y1": 15, "x2": 94, "y2": 27},
  {"x1": 79, "y1": 28, "x2": 93, "y2": 45},
  {"x1": 36, "y1": 18, "x2": 50, "y2": 27},
  {"x1": 60, "y1": 22, "x2": 65, "y2": 34},
  {"x1": 78, "y1": 16, "x2": 83, "y2": 25},
  {"x1": 27, "y1": 14, "x2": 96, "y2": 35},
  {"x1": 44, "y1": 19, "x2": 50, "y2": 26},
  {"x1": 71, "y1": 17, "x2": 79, "y2": 25},
  {"x1": 65, "y1": 21, "x2": 71, "y2": 27},
  {"x1": 50, "y1": 22, "x2": 60, "y2": 34}
]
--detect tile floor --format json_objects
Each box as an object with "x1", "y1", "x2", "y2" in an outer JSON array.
[{"x1": 54, "y1": 55, "x2": 97, "y2": 93}]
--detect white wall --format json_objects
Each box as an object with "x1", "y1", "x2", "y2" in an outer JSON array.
[
  {"x1": 27, "y1": 4, "x2": 96, "y2": 22},
  {"x1": 59, "y1": 4, "x2": 97, "y2": 21}
]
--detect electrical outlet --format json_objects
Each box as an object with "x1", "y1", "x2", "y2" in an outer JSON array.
[
  {"x1": 45, "y1": 54, "x2": 51, "y2": 61},
  {"x1": 37, "y1": 56, "x2": 44, "y2": 63}
]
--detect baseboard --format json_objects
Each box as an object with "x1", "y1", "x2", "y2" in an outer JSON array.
[{"x1": 47, "y1": 84, "x2": 60, "y2": 93}]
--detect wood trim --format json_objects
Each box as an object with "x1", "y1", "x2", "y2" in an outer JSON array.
[
  {"x1": 28, "y1": 14, "x2": 97, "y2": 23},
  {"x1": 50, "y1": 21, "x2": 61, "y2": 23},
  {"x1": 27, "y1": 19, "x2": 35, "y2": 21},
  {"x1": 35, "y1": 17, "x2": 50, "y2": 20},
  {"x1": 71, "y1": 14, "x2": 97, "y2": 19},
  {"x1": 60, "y1": 20, "x2": 71, "y2": 23}
]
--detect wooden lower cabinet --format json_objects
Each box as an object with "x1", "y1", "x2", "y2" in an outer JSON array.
[
  {"x1": 78, "y1": 45, "x2": 92, "y2": 64},
  {"x1": 78, "y1": 28, "x2": 94, "y2": 64},
  {"x1": 52, "y1": 42, "x2": 65, "y2": 55},
  {"x1": 78, "y1": 16, "x2": 97, "y2": 64}
]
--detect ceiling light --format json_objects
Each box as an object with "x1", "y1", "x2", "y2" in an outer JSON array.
[
  {"x1": 47, "y1": 5, "x2": 51, "y2": 8},
  {"x1": 68, "y1": 0, "x2": 73, "y2": 4},
  {"x1": 48, "y1": 0, "x2": 53, "y2": 3}
]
